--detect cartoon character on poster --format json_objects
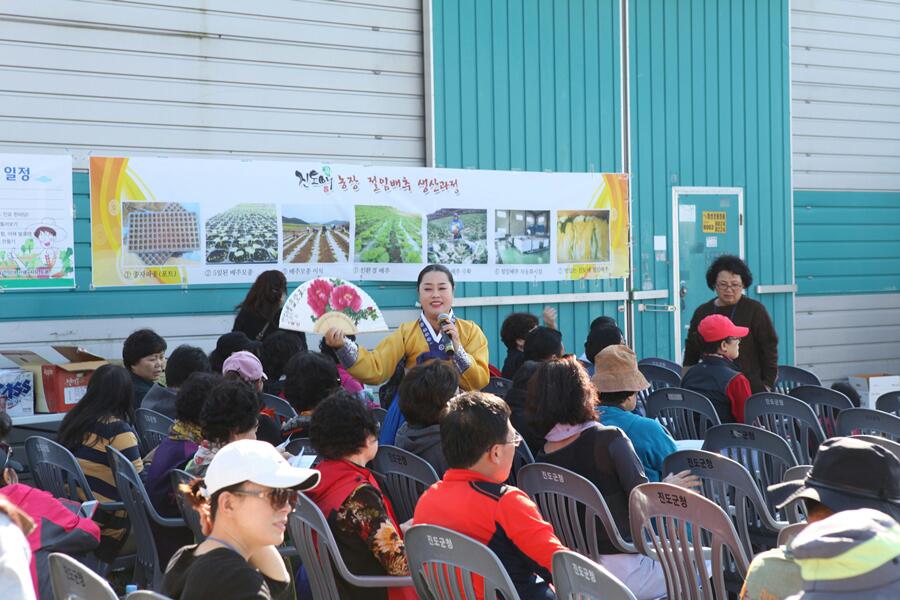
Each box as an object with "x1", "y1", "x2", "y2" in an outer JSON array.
[{"x1": 7, "y1": 219, "x2": 73, "y2": 278}]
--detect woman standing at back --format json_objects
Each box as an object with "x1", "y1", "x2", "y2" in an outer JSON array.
[
  {"x1": 234, "y1": 270, "x2": 307, "y2": 349},
  {"x1": 56, "y1": 364, "x2": 143, "y2": 560}
]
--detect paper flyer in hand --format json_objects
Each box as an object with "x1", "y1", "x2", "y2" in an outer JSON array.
[{"x1": 279, "y1": 277, "x2": 388, "y2": 335}]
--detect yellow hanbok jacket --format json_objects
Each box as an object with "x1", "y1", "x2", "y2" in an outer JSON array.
[{"x1": 347, "y1": 317, "x2": 490, "y2": 391}]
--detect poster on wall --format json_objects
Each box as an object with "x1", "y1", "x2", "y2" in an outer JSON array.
[
  {"x1": 0, "y1": 154, "x2": 75, "y2": 290},
  {"x1": 89, "y1": 156, "x2": 629, "y2": 287}
]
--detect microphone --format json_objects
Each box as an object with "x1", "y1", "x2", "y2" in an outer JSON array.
[{"x1": 437, "y1": 312, "x2": 455, "y2": 356}]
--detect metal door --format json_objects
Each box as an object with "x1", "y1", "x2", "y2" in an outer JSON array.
[{"x1": 672, "y1": 187, "x2": 744, "y2": 361}]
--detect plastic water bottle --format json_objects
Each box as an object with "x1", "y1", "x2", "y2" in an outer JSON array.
[{"x1": 125, "y1": 584, "x2": 138, "y2": 595}]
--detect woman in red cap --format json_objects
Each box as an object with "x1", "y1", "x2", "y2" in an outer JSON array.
[{"x1": 680, "y1": 314, "x2": 753, "y2": 423}]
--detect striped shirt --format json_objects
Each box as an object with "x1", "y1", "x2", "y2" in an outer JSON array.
[{"x1": 72, "y1": 417, "x2": 144, "y2": 540}]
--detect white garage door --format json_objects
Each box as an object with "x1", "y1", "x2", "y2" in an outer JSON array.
[{"x1": 0, "y1": 0, "x2": 425, "y2": 167}]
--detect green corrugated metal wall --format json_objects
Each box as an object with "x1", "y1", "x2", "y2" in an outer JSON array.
[
  {"x1": 795, "y1": 191, "x2": 900, "y2": 296},
  {"x1": 629, "y1": 0, "x2": 794, "y2": 364},
  {"x1": 432, "y1": 0, "x2": 626, "y2": 366},
  {"x1": 433, "y1": 0, "x2": 795, "y2": 365}
]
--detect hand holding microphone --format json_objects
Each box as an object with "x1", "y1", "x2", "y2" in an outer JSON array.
[{"x1": 437, "y1": 312, "x2": 458, "y2": 356}]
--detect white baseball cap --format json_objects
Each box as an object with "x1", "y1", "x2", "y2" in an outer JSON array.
[{"x1": 204, "y1": 439, "x2": 319, "y2": 496}]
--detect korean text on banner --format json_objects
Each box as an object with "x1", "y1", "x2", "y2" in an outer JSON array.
[
  {"x1": 89, "y1": 156, "x2": 629, "y2": 286},
  {"x1": 0, "y1": 154, "x2": 75, "y2": 290}
]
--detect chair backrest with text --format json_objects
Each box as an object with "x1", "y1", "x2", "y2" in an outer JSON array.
[
  {"x1": 552, "y1": 550, "x2": 637, "y2": 600},
  {"x1": 837, "y1": 408, "x2": 900, "y2": 442},
  {"x1": 775, "y1": 365, "x2": 821, "y2": 395},
  {"x1": 135, "y1": 408, "x2": 174, "y2": 454},
  {"x1": 405, "y1": 524, "x2": 522, "y2": 600},
  {"x1": 744, "y1": 393, "x2": 825, "y2": 464},
  {"x1": 370, "y1": 444, "x2": 439, "y2": 523},
  {"x1": 629, "y1": 483, "x2": 750, "y2": 600},
  {"x1": 789, "y1": 385, "x2": 852, "y2": 438},
  {"x1": 646, "y1": 387, "x2": 721, "y2": 440},
  {"x1": 49, "y1": 552, "x2": 118, "y2": 600},
  {"x1": 25, "y1": 436, "x2": 97, "y2": 505},
  {"x1": 518, "y1": 462, "x2": 635, "y2": 557}
]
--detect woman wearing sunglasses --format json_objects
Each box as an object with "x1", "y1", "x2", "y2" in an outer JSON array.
[{"x1": 162, "y1": 439, "x2": 319, "y2": 600}]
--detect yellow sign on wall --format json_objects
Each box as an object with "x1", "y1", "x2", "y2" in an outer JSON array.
[{"x1": 702, "y1": 211, "x2": 727, "y2": 234}]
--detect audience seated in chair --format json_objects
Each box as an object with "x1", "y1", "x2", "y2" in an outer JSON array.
[
  {"x1": 579, "y1": 319, "x2": 624, "y2": 377},
  {"x1": 142, "y1": 345, "x2": 211, "y2": 418},
  {"x1": 146, "y1": 372, "x2": 221, "y2": 517},
  {"x1": 740, "y1": 437, "x2": 900, "y2": 600},
  {"x1": 208, "y1": 331, "x2": 261, "y2": 375},
  {"x1": 506, "y1": 326, "x2": 564, "y2": 455},
  {"x1": 394, "y1": 361, "x2": 459, "y2": 477},
  {"x1": 680, "y1": 314, "x2": 753, "y2": 423},
  {"x1": 123, "y1": 328, "x2": 168, "y2": 411},
  {"x1": 56, "y1": 364, "x2": 143, "y2": 560},
  {"x1": 0, "y1": 412, "x2": 100, "y2": 600},
  {"x1": 260, "y1": 330, "x2": 305, "y2": 396},
  {"x1": 281, "y1": 351, "x2": 342, "y2": 439},
  {"x1": 528, "y1": 355, "x2": 697, "y2": 600},
  {"x1": 499, "y1": 311, "x2": 539, "y2": 379},
  {"x1": 594, "y1": 345, "x2": 678, "y2": 482},
  {"x1": 221, "y1": 351, "x2": 282, "y2": 445},
  {"x1": 413, "y1": 391, "x2": 566, "y2": 600},
  {"x1": 304, "y1": 391, "x2": 417, "y2": 600},
  {"x1": 186, "y1": 380, "x2": 260, "y2": 477},
  {"x1": 162, "y1": 439, "x2": 319, "y2": 600}
]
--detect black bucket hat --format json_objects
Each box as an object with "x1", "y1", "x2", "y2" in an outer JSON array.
[{"x1": 768, "y1": 437, "x2": 900, "y2": 521}]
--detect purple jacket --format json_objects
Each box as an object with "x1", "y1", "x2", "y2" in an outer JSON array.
[{"x1": 146, "y1": 437, "x2": 198, "y2": 517}]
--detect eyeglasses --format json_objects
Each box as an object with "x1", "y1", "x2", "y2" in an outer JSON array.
[
  {"x1": 500, "y1": 432, "x2": 523, "y2": 448},
  {"x1": 229, "y1": 487, "x2": 299, "y2": 509},
  {"x1": 715, "y1": 282, "x2": 743, "y2": 291}
]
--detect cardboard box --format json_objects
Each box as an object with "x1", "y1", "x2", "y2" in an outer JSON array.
[
  {"x1": 848, "y1": 374, "x2": 900, "y2": 410},
  {"x1": 0, "y1": 369, "x2": 34, "y2": 417},
  {"x1": 0, "y1": 347, "x2": 107, "y2": 413}
]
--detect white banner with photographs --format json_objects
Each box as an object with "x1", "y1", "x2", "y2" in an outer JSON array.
[{"x1": 90, "y1": 156, "x2": 629, "y2": 286}]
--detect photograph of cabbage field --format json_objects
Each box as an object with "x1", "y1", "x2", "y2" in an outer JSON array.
[
  {"x1": 426, "y1": 208, "x2": 487, "y2": 264},
  {"x1": 354, "y1": 205, "x2": 423, "y2": 264}
]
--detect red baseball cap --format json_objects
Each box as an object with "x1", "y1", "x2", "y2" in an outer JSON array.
[{"x1": 698, "y1": 314, "x2": 749, "y2": 342}]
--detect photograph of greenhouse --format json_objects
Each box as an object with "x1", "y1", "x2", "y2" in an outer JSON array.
[
  {"x1": 557, "y1": 210, "x2": 611, "y2": 263},
  {"x1": 494, "y1": 209, "x2": 551, "y2": 264},
  {"x1": 354, "y1": 205, "x2": 422, "y2": 264},
  {"x1": 426, "y1": 208, "x2": 487, "y2": 264},
  {"x1": 205, "y1": 203, "x2": 278, "y2": 264},
  {"x1": 282, "y1": 205, "x2": 350, "y2": 263},
  {"x1": 122, "y1": 201, "x2": 202, "y2": 267}
]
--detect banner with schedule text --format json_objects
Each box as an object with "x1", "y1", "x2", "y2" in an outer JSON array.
[
  {"x1": 0, "y1": 153, "x2": 75, "y2": 290},
  {"x1": 89, "y1": 156, "x2": 629, "y2": 287}
]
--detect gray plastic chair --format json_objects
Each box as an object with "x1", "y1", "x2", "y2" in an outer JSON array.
[
  {"x1": 370, "y1": 445, "x2": 439, "y2": 524},
  {"x1": 645, "y1": 387, "x2": 721, "y2": 440},
  {"x1": 139, "y1": 384, "x2": 178, "y2": 419},
  {"x1": 134, "y1": 408, "x2": 174, "y2": 454},
  {"x1": 372, "y1": 407, "x2": 388, "y2": 426},
  {"x1": 850, "y1": 435, "x2": 900, "y2": 462},
  {"x1": 636, "y1": 364, "x2": 681, "y2": 416},
  {"x1": 518, "y1": 462, "x2": 636, "y2": 557},
  {"x1": 170, "y1": 469, "x2": 204, "y2": 542},
  {"x1": 552, "y1": 550, "x2": 637, "y2": 600},
  {"x1": 49, "y1": 552, "x2": 118, "y2": 600},
  {"x1": 107, "y1": 446, "x2": 185, "y2": 590},
  {"x1": 663, "y1": 450, "x2": 786, "y2": 556},
  {"x1": 260, "y1": 392, "x2": 298, "y2": 420},
  {"x1": 285, "y1": 437, "x2": 314, "y2": 456},
  {"x1": 775, "y1": 365, "x2": 821, "y2": 395},
  {"x1": 702, "y1": 423, "x2": 798, "y2": 516},
  {"x1": 778, "y1": 465, "x2": 812, "y2": 524},
  {"x1": 405, "y1": 524, "x2": 521, "y2": 600},
  {"x1": 629, "y1": 482, "x2": 751, "y2": 600},
  {"x1": 782, "y1": 465, "x2": 811, "y2": 482},
  {"x1": 776, "y1": 522, "x2": 807, "y2": 548},
  {"x1": 638, "y1": 357, "x2": 682, "y2": 374},
  {"x1": 482, "y1": 376, "x2": 513, "y2": 399},
  {"x1": 288, "y1": 494, "x2": 413, "y2": 600},
  {"x1": 837, "y1": 408, "x2": 900, "y2": 442},
  {"x1": 876, "y1": 391, "x2": 900, "y2": 417},
  {"x1": 744, "y1": 393, "x2": 826, "y2": 464},
  {"x1": 506, "y1": 439, "x2": 534, "y2": 488},
  {"x1": 24, "y1": 436, "x2": 117, "y2": 508},
  {"x1": 789, "y1": 385, "x2": 853, "y2": 438}
]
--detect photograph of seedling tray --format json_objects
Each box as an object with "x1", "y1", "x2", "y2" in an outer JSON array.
[
  {"x1": 282, "y1": 205, "x2": 351, "y2": 263},
  {"x1": 122, "y1": 202, "x2": 202, "y2": 266},
  {"x1": 205, "y1": 203, "x2": 278, "y2": 264}
]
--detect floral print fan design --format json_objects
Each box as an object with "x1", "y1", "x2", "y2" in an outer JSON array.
[{"x1": 279, "y1": 277, "x2": 388, "y2": 335}]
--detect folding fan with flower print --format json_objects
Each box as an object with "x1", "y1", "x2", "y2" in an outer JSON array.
[{"x1": 279, "y1": 277, "x2": 388, "y2": 335}]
